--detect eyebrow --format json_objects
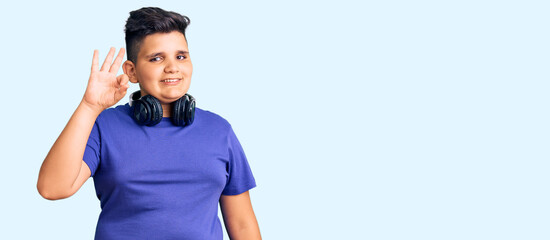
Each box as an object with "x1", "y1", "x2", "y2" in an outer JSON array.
[{"x1": 145, "y1": 50, "x2": 189, "y2": 58}]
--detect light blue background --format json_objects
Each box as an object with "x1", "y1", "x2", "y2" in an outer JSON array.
[{"x1": 1, "y1": 0, "x2": 548, "y2": 239}]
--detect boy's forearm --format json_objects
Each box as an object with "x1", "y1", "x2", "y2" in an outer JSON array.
[
  {"x1": 37, "y1": 100, "x2": 102, "y2": 199},
  {"x1": 227, "y1": 221, "x2": 262, "y2": 240},
  {"x1": 228, "y1": 227, "x2": 262, "y2": 240}
]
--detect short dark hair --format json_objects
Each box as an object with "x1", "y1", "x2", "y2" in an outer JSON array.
[{"x1": 124, "y1": 7, "x2": 191, "y2": 64}]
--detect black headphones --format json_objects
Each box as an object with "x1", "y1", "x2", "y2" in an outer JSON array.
[{"x1": 129, "y1": 90, "x2": 196, "y2": 127}]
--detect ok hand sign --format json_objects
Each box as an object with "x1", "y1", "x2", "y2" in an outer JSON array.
[{"x1": 82, "y1": 47, "x2": 129, "y2": 112}]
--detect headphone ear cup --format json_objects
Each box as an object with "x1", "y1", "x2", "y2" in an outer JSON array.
[
  {"x1": 142, "y1": 95, "x2": 163, "y2": 126},
  {"x1": 133, "y1": 99, "x2": 152, "y2": 125},
  {"x1": 171, "y1": 94, "x2": 195, "y2": 127},
  {"x1": 171, "y1": 96, "x2": 185, "y2": 126},
  {"x1": 171, "y1": 94, "x2": 192, "y2": 126},
  {"x1": 185, "y1": 94, "x2": 196, "y2": 126}
]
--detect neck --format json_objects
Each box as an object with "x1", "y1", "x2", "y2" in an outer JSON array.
[{"x1": 161, "y1": 103, "x2": 172, "y2": 117}]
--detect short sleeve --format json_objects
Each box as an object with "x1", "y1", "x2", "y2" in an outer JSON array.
[
  {"x1": 83, "y1": 121, "x2": 101, "y2": 177},
  {"x1": 221, "y1": 126, "x2": 257, "y2": 195}
]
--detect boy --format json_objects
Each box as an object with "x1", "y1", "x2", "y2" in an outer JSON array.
[{"x1": 37, "y1": 7, "x2": 261, "y2": 240}]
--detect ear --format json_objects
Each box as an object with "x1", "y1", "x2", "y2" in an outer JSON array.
[{"x1": 123, "y1": 60, "x2": 138, "y2": 83}]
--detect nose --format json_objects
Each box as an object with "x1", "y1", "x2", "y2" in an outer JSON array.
[{"x1": 164, "y1": 59, "x2": 179, "y2": 73}]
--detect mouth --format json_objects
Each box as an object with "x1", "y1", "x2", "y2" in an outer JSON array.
[{"x1": 160, "y1": 78, "x2": 182, "y2": 85}]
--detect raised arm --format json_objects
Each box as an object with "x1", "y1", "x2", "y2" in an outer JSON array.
[{"x1": 37, "y1": 47, "x2": 128, "y2": 200}]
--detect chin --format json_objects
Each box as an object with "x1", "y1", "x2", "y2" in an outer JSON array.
[{"x1": 162, "y1": 90, "x2": 188, "y2": 102}]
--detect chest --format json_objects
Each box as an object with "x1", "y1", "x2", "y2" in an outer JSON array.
[{"x1": 94, "y1": 127, "x2": 229, "y2": 194}]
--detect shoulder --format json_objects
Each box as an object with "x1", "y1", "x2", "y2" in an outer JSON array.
[
  {"x1": 195, "y1": 107, "x2": 232, "y2": 131},
  {"x1": 101, "y1": 103, "x2": 129, "y2": 115},
  {"x1": 95, "y1": 103, "x2": 133, "y2": 125}
]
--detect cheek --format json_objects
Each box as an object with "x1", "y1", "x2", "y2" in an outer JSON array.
[
  {"x1": 185, "y1": 63, "x2": 193, "y2": 75},
  {"x1": 137, "y1": 66, "x2": 161, "y2": 81},
  {"x1": 182, "y1": 62, "x2": 193, "y2": 73}
]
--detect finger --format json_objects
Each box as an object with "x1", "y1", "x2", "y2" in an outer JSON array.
[
  {"x1": 117, "y1": 74, "x2": 129, "y2": 88},
  {"x1": 100, "y1": 47, "x2": 116, "y2": 72},
  {"x1": 109, "y1": 48, "x2": 126, "y2": 74},
  {"x1": 91, "y1": 49, "x2": 99, "y2": 72},
  {"x1": 115, "y1": 79, "x2": 129, "y2": 100}
]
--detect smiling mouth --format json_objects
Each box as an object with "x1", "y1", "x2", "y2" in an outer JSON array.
[{"x1": 161, "y1": 78, "x2": 181, "y2": 82}]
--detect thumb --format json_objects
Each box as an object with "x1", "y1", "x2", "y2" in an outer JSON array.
[
  {"x1": 115, "y1": 74, "x2": 130, "y2": 100},
  {"x1": 117, "y1": 74, "x2": 130, "y2": 89}
]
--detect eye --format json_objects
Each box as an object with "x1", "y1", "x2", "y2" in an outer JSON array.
[
  {"x1": 149, "y1": 56, "x2": 162, "y2": 62},
  {"x1": 177, "y1": 55, "x2": 187, "y2": 60}
]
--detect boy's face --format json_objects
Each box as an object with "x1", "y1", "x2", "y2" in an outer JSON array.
[{"x1": 123, "y1": 31, "x2": 192, "y2": 105}]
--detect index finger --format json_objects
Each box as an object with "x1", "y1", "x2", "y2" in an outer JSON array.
[
  {"x1": 91, "y1": 49, "x2": 99, "y2": 72},
  {"x1": 109, "y1": 48, "x2": 126, "y2": 74},
  {"x1": 100, "y1": 47, "x2": 116, "y2": 72}
]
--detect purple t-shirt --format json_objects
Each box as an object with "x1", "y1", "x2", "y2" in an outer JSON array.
[{"x1": 83, "y1": 103, "x2": 256, "y2": 240}]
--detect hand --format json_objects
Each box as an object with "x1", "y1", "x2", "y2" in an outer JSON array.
[{"x1": 82, "y1": 47, "x2": 129, "y2": 112}]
